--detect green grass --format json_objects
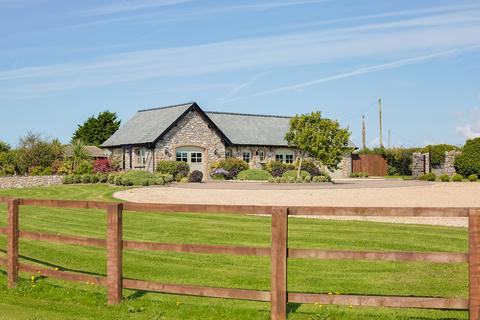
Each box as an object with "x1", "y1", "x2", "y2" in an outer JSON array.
[
  {"x1": 0, "y1": 185, "x2": 469, "y2": 319},
  {"x1": 237, "y1": 169, "x2": 272, "y2": 181}
]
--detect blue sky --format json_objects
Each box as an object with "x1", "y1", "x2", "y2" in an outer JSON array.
[{"x1": 1, "y1": 0, "x2": 480, "y2": 148}]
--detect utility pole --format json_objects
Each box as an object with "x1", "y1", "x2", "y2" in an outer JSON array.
[
  {"x1": 362, "y1": 115, "x2": 366, "y2": 150},
  {"x1": 378, "y1": 98, "x2": 383, "y2": 148}
]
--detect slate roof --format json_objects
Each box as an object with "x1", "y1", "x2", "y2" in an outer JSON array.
[
  {"x1": 101, "y1": 102, "x2": 356, "y2": 148},
  {"x1": 64, "y1": 145, "x2": 107, "y2": 158}
]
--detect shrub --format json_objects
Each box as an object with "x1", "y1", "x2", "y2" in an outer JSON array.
[
  {"x1": 350, "y1": 172, "x2": 368, "y2": 178},
  {"x1": 419, "y1": 173, "x2": 436, "y2": 181},
  {"x1": 121, "y1": 170, "x2": 155, "y2": 186},
  {"x1": 421, "y1": 144, "x2": 459, "y2": 167},
  {"x1": 97, "y1": 173, "x2": 108, "y2": 183},
  {"x1": 114, "y1": 175, "x2": 124, "y2": 186},
  {"x1": 108, "y1": 173, "x2": 117, "y2": 184},
  {"x1": 440, "y1": 174, "x2": 450, "y2": 182},
  {"x1": 93, "y1": 158, "x2": 116, "y2": 173},
  {"x1": 282, "y1": 170, "x2": 310, "y2": 179},
  {"x1": 211, "y1": 168, "x2": 228, "y2": 180},
  {"x1": 295, "y1": 159, "x2": 321, "y2": 176},
  {"x1": 452, "y1": 174, "x2": 463, "y2": 182},
  {"x1": 156, "y1": 177, "x2": 165, "y2": 185},
  {"x1": 62, "y1": 175, "x2": 73, "y2": 184},
  {"x1": 313, "y1": 176, "x2": 327, "y2": 183},
  {"x1": 57, "y1": 160, "x2": 74, "y2": 175},
  {"x1": 180, "y1": 177, "x2": 189, "y2": 183},
  {"x1": 156, "y1": 173, "x2": 173, "y2": 183},
  {"x1": 280, "y1": 177, "x2": 287, "y2": 183},
  {"x1": 268, "y1": 177, "x2": 275, "y2": 183},
  {"x1": 30, "y1": 165, "x2": 53, "y2": 176},
  {"x1": 157, "y1": 160, "x2": 190, "y2": 179},
  {"x1": 237, "y1": 169, "x2": 272, "y2": 181},
  {"x1": 89, "y1": 174, "x2": 99, "y2": 183},
  {"x1": 122, "y1": 178, "x2": 133, "y2": 186},
  {"x1": 81, "y1": 174, "x2": 91, "y2": 184},
  {"x1": 455, "y1": 137, "x2": 480, "y2": 177},
  {"x1": 72, "y1": 175, "x2": 82, "y2": 184},
  {"x1": 188, "y1": 170, "x2": 203, "y2": 183},
  {"x1": 469, "y1": 174, "x2": 478, "y2": 182},
  {"x1": 304, "y1": 175, "x2": 312, "y2": 183},
  {"x1": 210, "y1": 158, "x2": 248, "y2": 179},
  {"x1": 295, "y1": 176, "x2": 303, "y2": 183},
  {"x1": 75, "y1": 160, "x2": 93, "y2": 175},
  {"x1": 265, "y1": 160, "x2": 288, "y2": 177},
  {"x1": 286, "y1": 176, "x2": 295, "y2": 183}
]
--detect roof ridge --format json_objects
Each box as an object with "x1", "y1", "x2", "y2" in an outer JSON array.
[
  {"x1": 206, "y1": 110, "x2": 291, "y2": 119},
  {"x1": 138, "y1": 102, "x2": 196, "y2": 113}
]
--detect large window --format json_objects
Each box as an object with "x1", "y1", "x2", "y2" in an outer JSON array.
[
  {"x1": 176, "y1": 152, "x2": 188, "y2": 162},
  {"x1": 136, "y1": 148, "x2": 146, "y2": 166},
  {"x1": 275, "y1": 154, "x2": 284, "y2": 162},
  {"x1": 275, "y1": 150, "x2": 295, "y2": 164},
  {"x1": 243, "y1": 152, "x2": 251, "y2": 163},
  {"x1": 259, "y1": 151, "x2": 265, "y2": 161},
  {"x1": 225, "y1": 150, "x2": 232, "y2": 158},
  {"x1": 191, "y1": 152, "x2": 202, "y2": 163},
  {"x1": 285, "y1": 154, "x2": 294, "y2": 164}
]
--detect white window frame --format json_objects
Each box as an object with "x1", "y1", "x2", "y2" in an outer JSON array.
[
  {"x1": 243, "y1": 151, "x2": 251, "y2": 163},
  {"x1": 191, "y1": 152, "x2": 202, "y2": 163},
  {"x1": 136, "y1": 148, "x2": 146, "y2": 166},
  {"x1": 176, "y1": 152, "x2": 188, "y2": 162}
]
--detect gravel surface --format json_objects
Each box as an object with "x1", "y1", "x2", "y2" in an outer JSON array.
[{"x1": 115, "y1": 180, "x2": 480, "y2": 227}]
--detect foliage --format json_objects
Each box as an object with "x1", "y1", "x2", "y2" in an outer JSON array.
[
  {"x1": 440, "y1": 174, "x2": 450, "y2": 182},
  {"x1": 469, "y1": 174, "x2": 478, "y2": 182},
  {"x1": 15, "y1": 132, "x2": 64, "y2": 174},
  {"x1": 0, "y1": 140, "x2": 11, "y2": 153},
  {"x1": 282, "y1": 170, "x2": 310, "y2": 179},
  {"x1": 93, "y1": 158, "x2": 116, "y2": 173},
  {"x1": 421, "y1": 144, "x2": 459, "y2": 167},
  {"x1": 156, "y1": 173, "x2": 173, "y2": 184},
  {"x1": 452, "y1": 174, "x2": 463, "y2": 182},
  {"x1": 210, "y1": 158, "x2": 248, "y2": 179},
  {"x1": 418, "y1": 173, "x2": 436, "y2": 181},
  {"x1": 294, "y1": 159, "x2": 321, "y2": 176},
  {"x1": 265, "y1": 160, "x2": 292, "y2": 177},
  {"x1": 72, "y1": 111, "x2": 121, "y2": 146},
  {"x1": 157, "y1": 160, "x2": 190, "y2": 180},
  {"x1": 0, "y1": 150, "x2": 17, "y2": 176},
  {"x1": 285, "y1": 111, "x2": 351, "y2": 171},
  {"x1": 211, "y1": 168, "x2": 228, "y2": 180},
  {"x1": 188, "y1": 170, "x2": 204, "y2": 182},
  {"x1": 350, "y1": 172, "x2": 369, "y2": 178},
  {"x1": 454, "y1": 137, "x2": 480, "y2": 177},
  {"x1": 74, "y1": 160, "x2": 93, "y2": 175},
  {"x1": 180, "y1": 177, "x2": 189, "y2": 183},
  {"x1": 122, "y1": 170, "x2": 157, "y2": 186},
  {"x1": 69, "y1": 139, "x2": 91, "y2": 170},
  {"x1": 304, "y1": 175, "x2": 312, "y2": 183},
  {"x1": 30, "y1": 166, "x2": 53, "y2": 176},
  {"x1": 237, "y1": 169, "x2": 272, "y2": 181},
  {"x1": 361, "y1": 147, "x2": 420, "y2": 176}
]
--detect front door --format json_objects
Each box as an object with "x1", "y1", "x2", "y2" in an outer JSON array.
[{"x1": 175, "y1": 146, "x2": 204, "y2": 176}]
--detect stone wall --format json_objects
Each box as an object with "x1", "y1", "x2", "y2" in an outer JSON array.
[
  {"x1": 413, "y1": 150, "x2": 460, "y2": 177},
  {"x1": 443, "y1": 150, "x2": 461, "y2": 176},
  {"x1": 0, "y1": 175, "x2": 63, "y2": 189},
  {"x1": 412, "y1": 152, "x2": 430, "y2": 177}
]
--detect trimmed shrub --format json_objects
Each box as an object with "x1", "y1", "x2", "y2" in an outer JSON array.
[
  {"x1": 452, "y1": 174, "x2": 463, "y2": 182},
  {"x1": 266, "y1": 160, "x2": 288, "y2": 177},
  {"x1": 114, "y1": 175, "x2": 124, "y2": 186},
  {"x1": 418, "y1": 173, "x2": 436, "y2": 181},
  {"x1": 282, "y1": 170, "x2": 310, "y2": 179},
  {"x1": 287, "y1": 176, "x2": 295, "y2": 183},
  {"x1": 30, "y1": 165, "x2": 53, "y2": 176},
  {"x1": 188, "y1": 170, "x2": 203, "y2": 183},
  {"x1": 469, "y1": 174, "x2": 478, "y2": 182},
  {"x1": 156, "y1": 177, "x2": 165, "y2": 185},
  {"x1": 122, "y1": 178, "x2": 133, "y2": 186},
  {"x1": 157, "y1": 160, "x2": 190, "y2": 179},
  {"x1": 295, "y1": 159, "x2": 321, "y2": 177},
  {"x1": 93, "y1": 159, "x2": 116, "y2": 173},
  {"x1": 72, "y1": 175, "x2": 82, "y2": 184},
  {"x1": 237, "y1": 169, "x2": 272, "y2": 181},
  {"x1": 122, "y1": 170, "x2": 157, "y2": 186},
  {"x1": 350, "y1": 172, "x2": 369, "y2": 178},
  {"x1": 210, "y1": 158, "x2": 248, "y2": 179},
  {"x1": 304, "y1": 175, "x2": 312, "y2": 183},
  {"x1": 455, "y1": 137, "x2": 480, "y2": 177},
  {"x1": 81, "y1": 174, "x2": 91, "y2": 184},
  {"x1": 75, "y1": 160, "x2": 94, "y2": 175},
  {"x1": 211, "y1": 168, "x2": 228, "y2": 180},
  {"x1": 440, "y1": 174, "x2": 450, "y2": 182},
  {"x1": 97, "y1": 173, "x2": 108, "y2": 183},
  {"x1": 62, "y1": 175, "x2": 73, "y2": 184},
  {"x1": 108, "y1": 173, "x2": 117, "y2": 184},
  {"x1": 156, "y1": 173, "x2": 173, "y2": 184},
  {"x1": 89, "y1": 174, "x2": 99, "y2": 183},
  {"x1": 180, "y1": 177, "x2": 189, "y2": 183}
]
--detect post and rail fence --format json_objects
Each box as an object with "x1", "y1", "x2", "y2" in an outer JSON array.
[{"x1": 0, "y1": 196, "x2": 478, "y2": 320}]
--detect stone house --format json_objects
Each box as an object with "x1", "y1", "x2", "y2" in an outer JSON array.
[{"x1": 101, "y1": 102, "x2": 355, "y2": 178}]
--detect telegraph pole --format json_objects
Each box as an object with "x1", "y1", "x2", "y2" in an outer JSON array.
[
  {"x1": 378, "y1": 98, "x2": 383, "y2": 148},
  {"x1": 362, "y1": 115, "x2": 366, "y2": 150}
]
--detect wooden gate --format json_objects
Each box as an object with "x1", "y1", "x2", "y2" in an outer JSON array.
[{"x1": 352, "y1": 154, "x2": 388, "y2": 176}]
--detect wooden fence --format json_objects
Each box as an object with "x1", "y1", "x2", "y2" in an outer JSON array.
[
  {"x1": 0, "y1": 196, "x2": 478, "y2": 320},
  {"x1": 352, "y1": 153, "x2": 388, "y2": 176}
]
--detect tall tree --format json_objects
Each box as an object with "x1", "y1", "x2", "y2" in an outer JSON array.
[
  {"x1": 0, "y1": 140, "x2": 10, "y2": 153},
  {"x1": 72, "y1": 111, "x2": 120, "y2": 146},
  {"x1": 285, "y1": 111, "x2": 351, "y2": 178}
]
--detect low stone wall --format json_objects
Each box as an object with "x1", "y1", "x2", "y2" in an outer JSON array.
[{"x1": 0, "y1": 175, "x2": 63, "y2": 189}]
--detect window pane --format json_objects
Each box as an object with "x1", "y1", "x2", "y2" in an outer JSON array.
[
  {"x1": 259, "y1": 151, "x2": 265, "y2": 161},
  {"x1": 191, "y1": 152, "x2": 202, "y2": 163},
  {"x1": 243, "y1": 152, "x2": 251, "y2": 163},
  {"x1": 285, "y1": 154, "x2": 294, "y2": 164},
  {"x1": 275, "y1": 154, "x2": 284, "y2": 162},
  {"x1": 176, "y1": 152, "x2": 188, "y2": 162}
]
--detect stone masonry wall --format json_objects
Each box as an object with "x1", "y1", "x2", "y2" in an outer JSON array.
[
  {"x1": 0, "y1": 175, "x2": 63, "y2": 189},
  {"x1": 412, "y1": 152, "x2": 430, "y2": 177},
  {"x1": 443, "y1": 150, "x2": 461, "y2": 176}
]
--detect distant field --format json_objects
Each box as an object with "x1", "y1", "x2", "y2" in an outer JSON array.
[{"x1": 0, "y1": 185, "x2": 469, "y2": 319}]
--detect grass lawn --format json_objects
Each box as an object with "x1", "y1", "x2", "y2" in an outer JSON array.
[{"x1": 0, "y1": 184, "x2": 469, "y2": 319}]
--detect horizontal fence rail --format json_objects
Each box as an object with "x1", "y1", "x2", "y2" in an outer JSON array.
[{"x1": 0, "y1": 197, "x2": 478, "y2": 320}]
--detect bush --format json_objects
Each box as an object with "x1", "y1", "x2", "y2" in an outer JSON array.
[
  {"x1": 93, "y1": 159, "x2": 116, "y2": 173},
  {"x1": 114, "y1": 175, "x2": 124, "y2": 186},
  {"x1": 89, "y1": 174, "x2": 99, "y2": 183},
  {"x1": 282, "y1": 170, "x2": 310, "y2": 179},
  {"x1": 156, "y1": 173, "x2": 173, "y2": 183},
  {"x1": 75, "y1": 160, "x2": 93, "y2": 175},
  {"x1": 62, "y1": 175, "x2": 73, "y2": 184},
  {"x1": 455, "y1": 137, "x2": 480, "y2": 177},
  {"x1": 210, "y1": 158, "x2": 248, "y2": 179},
  {"x1": 72, "y1": 175, "x2": 82, "y2": 184},
  {"x1": 295, "y1": 159, "x2": 321, "y2": 176},
  {"x1": 421, "y1": 144, "x2": 459, "y2": 167},
  {"x1": 237, "y1": 169, "x2": 272, "y2": 181},
  {"x1": 265, "y1": 160, "x2": 288, "y2": 177},
  {"x1": 57, "y1": 160, "x2": 74, "y2": 175},
  {"x1": 122, "y1": 178, "x2": 133, "y2": 186},
  {"x1": 157, "y1": 161, "x2": 190, "y2": 180},
  {"x1": 211, "y1": 168, "x2": 228, "y2": 180},
  {"x1": 280, "y1": 177, "x2": 287, "y2": 183},
  {"x1": 287, "y1": 176, "x2": 295, "y2": 183},
  {"x1": 180, "y1": 177, "x2": 189, "y2": 183},
  {"x1": 304, "y1": 175, "x2": 312, "y2": 183},
  {"x1": 440, "y1": 174, "x2": 450, "y2": 182},
  {"x1": 81, "y1": 174, "x2": 91, "y2": 184},
  {"x1": 188, "y1": 170, "x2": 203, "y2": 183},
  {"x1": 350, "y1": 172, "x2": 369, "y2": 178},
  {"x1": 29, "y1": 165, "x2": 53, "y2": 176},
  {"x1": 97, "y1": 173, "x2": 109, "y2": 183},
  {"x1": 268, "y1": 177, "x2": 275, "y2": 183},
  {"x1": 156, "y1": 177, "x2": 165, "y2": 185},
  {"x1": 295, "y1": 176, "x2": 303, "y2": 183},
  {"x1": 108, "y1": 173, "x2": 117, "y2": 184},
  {"x1": 313, "y1": 176, "x2": 327, "y2": 183},
  {"x1": 419, "y1": 173, "x2": 436, "y2": 181},
  {"x1": 469, "y1": 174, "x2": 478, "y2": 182},
  {"x1": 452, "y1": 174, "x2": 463, "y2": 182},
  {"x1": 122, "y1": 170, "x2": 158, "y2": 186}
]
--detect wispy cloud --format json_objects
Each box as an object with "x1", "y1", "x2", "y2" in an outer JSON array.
[
  {"x1": 81, "y1": 0, "x2": 193, "y2": 16},
  {"x1": 1, "y1": 8, "x2": 480, "y2": 98},
  {"x1": 457, "y1": 107, "x2": 480, "y2": 139},
  {"x1": 224, "y1": 47, "x2": 480, "y2": 101}
]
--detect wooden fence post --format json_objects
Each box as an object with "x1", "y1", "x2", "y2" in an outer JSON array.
[
  {"x1": 271, "y1": 207, "x2": 288, "y2": 320},
  {"x1": 7, "y1": 198, "x2": 19, "y2": 288},
  {"x1": 470, "y1": 209, "x2": 480, "y2": 320},
  {"x1": 107, "y1": 203, "x2": 123, "y2": 305}
]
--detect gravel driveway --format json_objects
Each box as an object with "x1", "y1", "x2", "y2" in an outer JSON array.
[{"x1": 115, "y1": 179, "x2": 480, "y2": 227}]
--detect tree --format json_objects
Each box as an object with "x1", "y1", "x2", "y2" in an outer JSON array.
[
  {"x1": 0, "y1": 140, "x2": 10, "y2": 153},
  {"x1": 72, "y1": 111, "x2": 120, "y2": 146},
  {"x1": 70, "y1": 139, "x2": 90, "y2": 169},
  {"x1": 285, "y1": 111, "x2": 351, "y2": 178},
  {"x1": 454, "y1": 137, "x2": 480, "y2": 177},
  {"x1": 16, "y1": 132, "x2": 64, "y2": 174}
]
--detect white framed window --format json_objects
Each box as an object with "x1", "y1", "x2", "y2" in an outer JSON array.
[
  {"x1": 176, "y1": 152, "x2": 188, "y2": 162},
  {"x1": 275, "y1": 154, "x2": 284, "y2": 162},
  {"x1": 243, "y1": 151, "x2": 251, "y2": 163},
  {"x1": 225, "y1": 150, "x2": 231, "y2": 158},
  {"x1": 285, "y1": 154, "x2": 294, "y2": 164},
  {"x1": 259, "y1": 151, "x2": 265, "y2": 161},
  {"x1": 136, "y1": 148, "x2": 146, "y2": 166},
  {"x1": 191, "y1": 152, "x2": 202, "y2": 163}
]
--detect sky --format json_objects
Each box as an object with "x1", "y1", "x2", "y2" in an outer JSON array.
[{"x1": 1, "y1": 0, "x2": 480, "y2": 148}]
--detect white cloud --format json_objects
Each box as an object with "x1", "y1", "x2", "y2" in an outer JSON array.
[
  {"x1": 81, "y1": 0, "x2": 193, "y2": 16},
  {"x1": 457, "y1": 107, "x2": 480, "y2": 139}
]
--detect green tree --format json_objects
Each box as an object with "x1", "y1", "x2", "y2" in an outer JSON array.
[
  {"x1": 16, "y1": 132, "x2": 64, "y2": 174},
  {"x1": 285, "y1": 111, "x2": 351, "y2": 178},
  {"x1": 0, "y1": 140, "x2": 10, "y2": 153},
  {"x1": 72, "y1": 111, "x2": 120, "y2": 146},
  {"x1": 70, "y1": 139, "x2": 90, "y2": 169},
  {"x1": 454, "y1": 137, "x2": 480, "y2": 177}
]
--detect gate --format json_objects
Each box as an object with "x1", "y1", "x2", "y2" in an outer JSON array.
[{"x1": 352, "y1": 154, "x2": 388, "y2": 176}]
